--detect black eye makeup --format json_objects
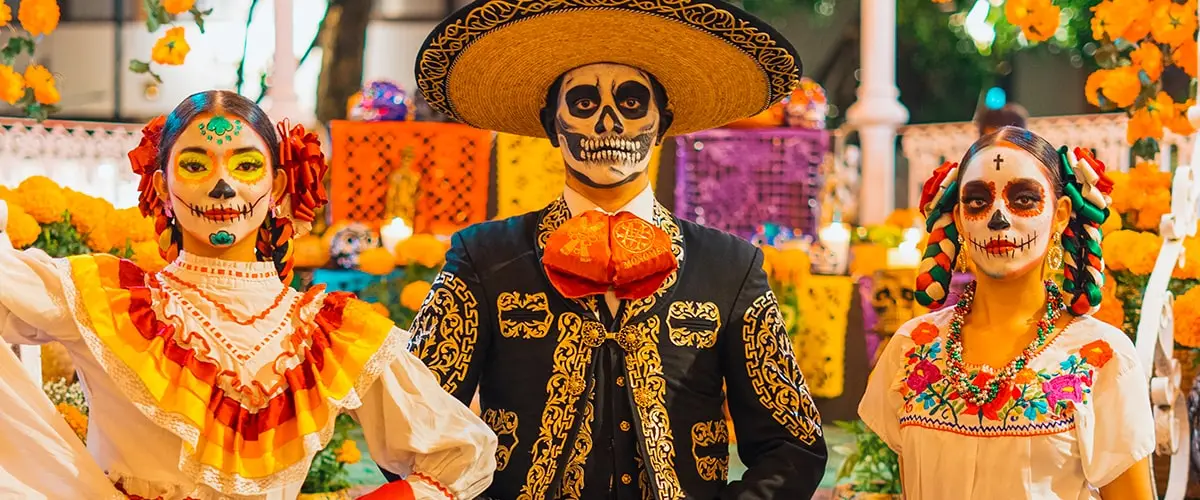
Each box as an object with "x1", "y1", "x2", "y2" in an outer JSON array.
[
  {"x1": 960, "y1": 180, "x2": 996, "y2": 220},
  {"x1": 1003, "y1": 178, "x2": 1046, "y2": 217}
]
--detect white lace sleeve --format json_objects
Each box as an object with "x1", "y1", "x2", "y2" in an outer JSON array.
[
  {"x1": 350, "y1": 327, "x2": 497, "y2": 499},
  {"x1": 0, "y1": 208, "x2": 78, "y2": 345}
]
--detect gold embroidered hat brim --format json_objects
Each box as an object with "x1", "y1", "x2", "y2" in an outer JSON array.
[{"x1": 416, "y1": 0, "x2": 802, "y2": 138}]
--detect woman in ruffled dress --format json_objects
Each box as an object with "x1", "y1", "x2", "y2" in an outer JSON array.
[
  {"x1": 0, "y1": 90, "x2": 496, "y2": 500},
  {"x1": 860, "y1": 126, "x2": 1155, "y2": 499}
]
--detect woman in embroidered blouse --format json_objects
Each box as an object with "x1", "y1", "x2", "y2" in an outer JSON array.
[
  {"x1": 0, "y1": 90, "x2": 497, "y2": 500},
  {"x1": 860, "y1": 127, "x2": 1155, "y2": 499}
]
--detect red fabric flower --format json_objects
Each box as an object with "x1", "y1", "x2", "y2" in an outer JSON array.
[
  {"x1": 910, "y1": 322, "x2": 940, "y2": 345},
  {"x1": 1079, "y1": 339, "x2": 1114, "y2": 368},
  {"x1": 128, "y1": 115, "x2": 166, "y2": 218},
  {"x1": 919, "y1": 161, "x2": 958, "y2": 216},
  {"x1": 1074, "y1": 147, "x2": 1114, "y2": 196},
  {"x1": 276, "y1": 121, "x2": 329, "y2": 223}
]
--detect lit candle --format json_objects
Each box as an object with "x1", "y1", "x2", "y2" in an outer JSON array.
[
  {"x1": 380, "y1": 218, "x2": 413, "y2": 255},
  {"x1": 887, "y1": 228, "x2": 923, "y2": 269},
  {"x1": 817, "y1": 221, "x2": 851, "y2": 274}
]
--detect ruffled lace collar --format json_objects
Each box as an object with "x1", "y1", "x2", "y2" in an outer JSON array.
[{"x1": 163, "y1": 252, "x2": 282, "y2": 290}]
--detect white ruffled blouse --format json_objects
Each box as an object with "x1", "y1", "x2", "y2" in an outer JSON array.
[{"x1": 0, "y1": 228, "x2": 497, "y2": 500}]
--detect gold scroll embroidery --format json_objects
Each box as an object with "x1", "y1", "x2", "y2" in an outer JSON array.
[
  {"x1": 619, "y1": 317, "x2": 684, "y2": 500},
  {"x1": 691, "y1": 420, "x2": 730, "y2": 482},
  {"x1": 559, "y1": 388, "x2": 595, "y2": 499},
  {"x1": 634, "y1": 453, "x2": 652, "y2": 500},
  {"x1": 482, "y1": 408, "x2": 520, "y2": 471},
  {"x1": 497, "y1": 291, "x2": 553, "y2": 339},
  {"x1": 742, "y1": 292, "x2": 823, "y2": 444},
  {"x1": 620, "y1": 204, "x2": 684, "y2": 325},
  {"x1": 518, "y1": 312, "x2": 602, "y2": 500},
  {"x1": 667, "y1": 301, "x2": 721, "y2": 349},
  {"x1": 409, "y1": 272, "x2": 479, "y2": 395}
]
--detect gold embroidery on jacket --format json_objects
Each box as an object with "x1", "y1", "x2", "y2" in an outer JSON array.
[
  {"x1": 518, "y1": 312, "x2": 599, "y2": 500},
  {"x1": 497, "y1": 291, "x2": 553, "y2": 339},
  {"x1": 559, "y1": 388, "x2": 596, "y2": 499},
  {"x1": 619, "y1": 317, "x2": 684, "y2": 499},
  {"x1": 409, "y1": 272, "x2": 479, "y2": 395},
  {"x1": 742, "y1": 292, "x2": 823, "y2": 444},
  {"x1": 634, "y1": 455, "x2": 652, "y2": 500},
  {"x1": 667, "y1": 301, "x2": 721, "y2": 348},
  {"x1": 691, "y1": 420, "x2": 730, "y2": 481},
  {"x1": 482, "y1": 408, "x2": 520, "y2": 471},
  {"x1": 538, "y1": 199, "x2": 602, "y2": 320},
  {"x1": 620, "y1": 204, "x2": 683, "y2": 325}
]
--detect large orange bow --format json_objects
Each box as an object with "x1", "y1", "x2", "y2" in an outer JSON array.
[{"x1": 543, "y1": 211, "x2": 677, "y2": 300}]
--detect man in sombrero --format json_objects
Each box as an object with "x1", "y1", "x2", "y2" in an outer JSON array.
[{"x1": 396, "y1": 1, "x2": 828, "y2": 498}]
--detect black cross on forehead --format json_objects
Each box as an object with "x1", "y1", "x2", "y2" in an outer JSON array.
[{"x1": 993, "y1": 154, "x2": 1004, "y2": 171}]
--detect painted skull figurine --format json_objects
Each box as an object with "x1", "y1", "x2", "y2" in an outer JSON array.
[
  {"x1": 957, "y1": 146, "x2": 1056, "y2": 279},
  {"x1": 328, "y1": 223, "x2": 381, "y2": 270},
  {"x1": 160, "y1": 113, "x2": 279, "y2": 249},
  {"x1": 541, "y1": 63, "x2": 673, "y2": 188}
]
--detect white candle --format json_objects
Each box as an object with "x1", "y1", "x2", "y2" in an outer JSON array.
[
  {"x1": 887, "y1": 228, "x2": 923, "y2": 269},
  {"x1": 817, "y1": 222, "x2": 852, "y2": 274},
  {"x1": 380, "y1": 218, "x2": 413, "y2": 255}
]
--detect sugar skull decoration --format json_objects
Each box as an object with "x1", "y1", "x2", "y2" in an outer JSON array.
[
  {"x1": 541, "y1": 63, "x2": 673, "y2": 188},
  {"x1": 784, "y1": 78, "x2": 827, "y2": 129},
  {"x1": 349, "y1": 81, "x2": 411, "y2": 122},
  {"x1": 327, "y1": 222, "x2": 382, "y2": 270},
  {"x1": 870, "y1": 268, "x2": 926, "y2": 335}
]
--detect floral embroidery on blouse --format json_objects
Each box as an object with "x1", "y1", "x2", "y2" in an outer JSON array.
[{"x1": 896, "y1": 321, "x2": 1114, "y2": 437}]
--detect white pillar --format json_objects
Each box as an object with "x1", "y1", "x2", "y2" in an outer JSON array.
[
  {"x1": 845, "y1": 0, "x2": 909, "y2": 225},
  {"x1": 267, "y1": 0, "x2": 304, "y2": 123}
]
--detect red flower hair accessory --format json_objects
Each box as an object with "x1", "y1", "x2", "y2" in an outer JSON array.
[
  {"x1": 128, "y1": 115, "x2": 167, "y2": 218},
  {"x1": 276, "y1": 120, "x2": 329, "y2": 235}
]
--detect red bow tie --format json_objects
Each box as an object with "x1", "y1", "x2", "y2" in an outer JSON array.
[{"x1": 542, "y1": 210, "x2": 677, "y2": 300}]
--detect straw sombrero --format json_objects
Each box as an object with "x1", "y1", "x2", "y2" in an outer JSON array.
[{"x1": 416, "y1": 0, "x2": 802, "y2": 138}]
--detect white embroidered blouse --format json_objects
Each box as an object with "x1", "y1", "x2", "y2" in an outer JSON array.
[
  {"x1": 0, "y1": 228, "x2": 497, "y2": 500},
  {"x1": 859, "y1": 307, "x2": 1155, "y2": 499}
]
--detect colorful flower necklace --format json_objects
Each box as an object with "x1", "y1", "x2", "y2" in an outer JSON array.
[{"x1": 945, "y1": 280, "x2": 1065, "y2": 407}]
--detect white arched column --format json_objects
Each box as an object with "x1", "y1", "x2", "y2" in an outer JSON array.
[
  {"x1": 267, "y1": 0, "x2": 305, "y2": 123},
  {"x1": 845, "y1": 0, "x2": 908, "y2": 224}
]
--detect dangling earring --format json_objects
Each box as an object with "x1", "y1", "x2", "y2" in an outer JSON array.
[
  {"x1": 1047, "y1": 233, "x2": 1064, "y2": 270},
  {"x1": 955, "y1": 234, "x2": 967, "y2": 272}
]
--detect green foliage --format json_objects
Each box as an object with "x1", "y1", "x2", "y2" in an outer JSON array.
[
  {"x1": 33, "y1": 212, "x2": 92, "y2": 258},
  {"x1": 359, "y1": 264, "x2": 440, "y2": 328},
  {"x1": 833, "y1": 420, "x2": 902, "y2": 494},
  {"x1": 300, "y1": 414, "x2": 358, "y2": 494}
]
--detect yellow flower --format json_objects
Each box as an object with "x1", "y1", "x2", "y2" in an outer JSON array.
[
  {"x1": 1100, "y1": 207, "x2": 1123, "y2": 235},
  {"x1": 55, "y1": 403, "x2": 87, "y2": 442},
  {"x1": 1131, "y1": 43, "x2": 1164, "y2": 81},
  {"x1": 400, "y1": 280, "x2": 433, "y2": 311},
  {"x1": 1174, "y1": 286, "x2": 1200, "y2": 348},
  {"x1": 131, "y1": 240, "x2": 167, "y2": 272},
  {"x1": 151, "y1": 27, "x2": 190, "y2": 66},
  {"x1": 23, "y1": 64, "x2": 59, "y2": 105},
  {"x1": 394, "y1": 234, "x2": 450, "y2": 268},
  {"x1": 1085, "y1": 67, "x2": 1141, "y2": 108},
  {"x1": 1174, "y1": 236, "x2": 1200, "y2": 279},
  {"x1": 63, "y1": 189, "x2": 113, "y2": 236},
  {"x1": 1093, "y1": 289, "x2": 1126, "y2": 330},
  {"x1": 1174, "y1": 39, "x2": 1198, "y2": 77},
  {"x1": 4, "y1": 202, "x2": 42, "y2": 248},
  {"x1": 358, "y1": 247, "x2": 397, "y2": 276},
  {"x1": 17, "y1": 0, "x2": 59, "y2": 37},
  {"x1": 162, "y1": 0, "x2": 196, "y2": 15},
  {"x1": 16, "y1": 176, "x2": 67, "y2": 223},
  {"x1": 0, "y1": 3, "x2": 11, "y2": 27},
  {"x1": 1021, "y1": 4, "x2": 1061, "y2": 43},
  {"x1": 1133, "y1": 187, "x2": 1171, "y2": 230},
  {"x1": 0, "y1": 64, "x2": 23, "y2": 104},
  {"x1": 334, "y1": 439, "x2": 361, "y2": 464},
  {"x1": 1151, "y1": 0, "x2": 1197, "y2": 47},
  {"x1": 293, "y1": 234, "x2": 330, "y2": 268}
]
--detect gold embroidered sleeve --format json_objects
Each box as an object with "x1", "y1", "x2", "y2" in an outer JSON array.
[
  {"x1": 407, "y1": 234, "x2": 488, "y2": 404},
  {"x1": 719, "y1": 248, "x2": 827, "y2": 500}
]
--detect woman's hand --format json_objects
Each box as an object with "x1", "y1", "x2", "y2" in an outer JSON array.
[{"x1": 1099, "y1": 456, "x2": 1154, "y2": 500}]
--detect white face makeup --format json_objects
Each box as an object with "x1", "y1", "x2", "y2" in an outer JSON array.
[
  {"x1": 164, "y1": 113, "x2": 274, "y2": 249},
  {"x1": 553, "y1": 63, "x2": 661, "y2": 188},
  {"x1": 957, "y1": 145, "x2": 1056, "y2": 280}
]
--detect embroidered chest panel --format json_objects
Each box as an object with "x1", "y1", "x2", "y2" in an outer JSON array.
[{"x1": 896, "y1": 321, "x2": 1116, "y2": 437}]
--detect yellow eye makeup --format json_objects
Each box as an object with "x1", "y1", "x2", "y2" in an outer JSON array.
[
  {"x1": 175, "y1": 151, "x2": 214, "y2": 182},
  {"x1": 227, "y1": 151, "x2": 267, "y2": 184}
]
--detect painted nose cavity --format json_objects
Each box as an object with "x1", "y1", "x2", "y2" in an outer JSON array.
[
  {"x1": 988, "y1": 210, "x2": 1010, "y2": 230},
  {"x1": 595, "y1": 106, "x2": 624, "y2": 134},
  {"x1": 208, "y1": 179, "x2": 236, "y2": 199}
]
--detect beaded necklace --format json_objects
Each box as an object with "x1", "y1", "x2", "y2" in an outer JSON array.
[{"x1": 944, "y1": 280, "x2": 1065, "y2": 407}]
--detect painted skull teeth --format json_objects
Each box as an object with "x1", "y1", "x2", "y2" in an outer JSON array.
[
  {"x1": 182, "y1": 200, "x2": 257, "y2": 223},
  {"x1": 580, "y1": 137, "x2": 640, "y2": 152},
  {"x1": 968, "y1": 232, "x2": 1038, "y2": 258}
]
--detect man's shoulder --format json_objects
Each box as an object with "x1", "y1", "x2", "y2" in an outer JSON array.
[
  {"x1": 452, "y1": 211, "x2": 540, "y2": 260},
  {"x1": 676, "y1": 218, "x2": 760, "y2": 264}
]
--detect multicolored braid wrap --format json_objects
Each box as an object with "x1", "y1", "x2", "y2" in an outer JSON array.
[
  {"x1": 1059, "y1": 146, "x2": 1114, "y2": 316},
  {"x1": 915, "y1": 161, "x2": 962, "y2": 309}
]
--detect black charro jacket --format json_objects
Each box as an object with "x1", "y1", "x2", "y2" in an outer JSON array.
[{"x1": 403, "y1": 198, "x2": 827, "y2": 499}]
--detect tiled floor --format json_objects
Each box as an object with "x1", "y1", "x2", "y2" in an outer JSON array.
[{"x1": 345, "y1": 425, "x2": 852, "y2": 495}]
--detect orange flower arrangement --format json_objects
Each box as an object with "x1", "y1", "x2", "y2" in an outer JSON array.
[
  {"x1": 1174, "y1": 40, "x2": 1198, "y2": 77},
  {"x1": 23, "y1": 64, "x2": 59, "y2": 105},
  {"x1": 394, "y1": 234, "x2": 450, "y2": 268},
  {"x1": 400, "y1": 280, "x2": 433, "y2": 311},
  {"x1": 1005, "y1": 0, "x2": 1061, "y2": 42},
  {"x1": 1174, "y1": 286, "x2": 1200, "y2": 348},
  {"x1": 334, "y1": 439, "x2": 361, "y2": 464},
  {"x1": 55, "y1": 402, "x2": 87, "y2": 442},
  {"x1": 0, "y1": 3, "x2": 12, "y2": 27},
  {"x1": 1130, "y1": 43, "x2": 1164, "y2": 81},
  {"x1": 151, "y1": 27, "x2": 190, "y2": 66},
  {"x1": 15, "y1": 176, "x2": 67, "y2": 224},
  {"x1": 17, "y1": 0, "x2": 59, "y2": 37},
  {"x1": 3, "y1": 202, "x2": 42, "y2": 248},
  {"x1": 1102, "y1": 229, "x2": 1161, "y2": 275},
  {"x1": 0, "y1": 65, "x2": 24, "y2": 105},
  {"x1": 358, "y1": 247, "x2": 397, "y2": 276},
  {"x1": 1084, "y1": 67, "x2": 1141, "y2": 109},
  {"x1": 161, "y1": 0, "x2": 196, "y2": 15}
]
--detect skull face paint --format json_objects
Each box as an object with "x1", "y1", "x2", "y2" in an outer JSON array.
[
  {"x1": 552, "y1": 63, "x2": 661, "y2": 188},
  {"x1": 957, "y1": 146, "x2": 1055, "y2": 280},
  {"x1": 164, "y1": 113, "x2": 274, "y2": 248}
]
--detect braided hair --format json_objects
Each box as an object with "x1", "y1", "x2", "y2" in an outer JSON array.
[
  {"x1": 154, "y1": 90, "x2": 295, "y2": 284},
  {"x1": 915, "y1": 126, "x2": 1111, "y2": 315}
]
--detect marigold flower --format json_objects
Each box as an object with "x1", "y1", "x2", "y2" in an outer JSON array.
[
  {"x1": 1126, "y1": 92, "x2": 1175, "y2": 145},
  {"x1": 358, "y1": 247, "x2": 397, "y2": 276},
  {"x1": 1085, "y1": 67, "x2": 1141, "y2": 108},
  {"x1": 400, "y1": 280, "x2": 433, "y2": 311},
  {"x1": 0, "y1": 4, "x2": 12, "y2": 27},
  {"x1": 162, "y1": 0, "x2": 196, "y2": 15},
  {"x1": 1131, "y1": 43, "x2": 1164, "y2": 81},
  {"x1": 1173, "y1": 40, "x2": 1197, "y2": 77},
  {"x1": 151, "y1": 27, "x2": 190, "y2": 66},
  {"x1": 131, "y1": 240, "x2": 167, "y2": 272},
  {"x1": 368, "y1": 302, "x2": 390, "y2": 318},
  {"x1": 1166, "y1": 99, "x2": 1196, "y2": 136},
  {"x1": 23, "y1": 64, "x2": 59, "y2": 105},
  {"x1": 1021, "y1": 5, "x2": 1062, "y2": 43},
  {"x1": 1151, "y1": 0, "x2": 1197, "y2": 47},
  {"x1": 1174, "y1": 286, "x2": 1200, "y2": 348},
  {"x1": 0, "y1": 64, "x2": 24, "y2": 105},
  {"x1": 16, "y1": 176, "x2": 66, "y2": 223},
  {"x1": 4, "y1": 202, "x2": 42, "y2": 248},
  {"x1": 17, "y1": 0, "x2": 59, "y2": 37},
  {"x1": 334, "y1": 439, "x2": 361, "y2": 464},
  {"x1": 394, "y1": 234, "x2": 450, "y2": 268}
]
